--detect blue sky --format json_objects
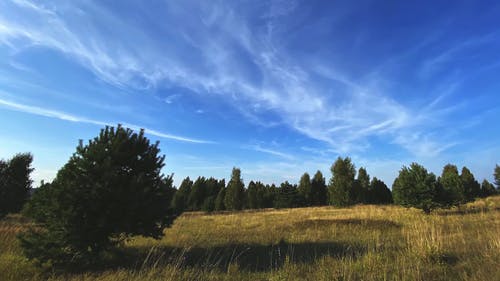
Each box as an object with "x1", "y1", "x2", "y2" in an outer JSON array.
[{"x1": 1, "y1": 0, "x2": 499, "y2": 187}]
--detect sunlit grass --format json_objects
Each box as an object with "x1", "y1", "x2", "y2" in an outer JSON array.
[{"x1": 1, "y1": 196, "x2": 499, "y2": 280}]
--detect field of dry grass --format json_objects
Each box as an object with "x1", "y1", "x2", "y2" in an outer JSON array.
[{"x1": 1, "y1": 196, "x2": 499, "y2": 281}]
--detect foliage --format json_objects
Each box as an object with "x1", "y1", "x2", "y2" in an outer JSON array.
[
  {"x1": 367, "y1": 177, "x2": 393, "y2": 204},
  {"x1": 328, "y1": 157, "x2": 356, "y2": 207},
  {"x1": 0, "y1": 153, "x2": 33, "y2": 218},
  {"x1": 352, "y1": 167, "x2": 370, "y2": 204},
  {"x1": 495, "y1": 164, "x2": 500, "y2": 188},
  {"x1": 274, "y1": 181, "x2": 301, "y2": 208},
  {"x1": 460, "y1": 167, "x2": 480, "y2": 201},
  {"x1": 19, "y1": 125, "x2": 177, "y2": 270},
  {"x1": 297, "y1": 173, "x2": 312, "y2": 206},
  {"x1": 392, "y1": 163, "x2": 439, "y2": 214},
  {"x1": 437, "y1": 164, "x2": 465, "y2": 207},
  {"x1": 224, "y1": 168, "x2": 245, "y2": 210},
  {"x1": 310, "y1": 170, "x2": 328, "y2": 206},
  {"x1": 480, "y1": 180, "x2": 496, "y2": 197},
  {"x1": 171, "y1": 177, "x2": 193, "y2": 214}
]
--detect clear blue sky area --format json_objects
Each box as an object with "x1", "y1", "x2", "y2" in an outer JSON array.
[{"x1": 1, "y1": 0, "x2": 499, "y2": 186}]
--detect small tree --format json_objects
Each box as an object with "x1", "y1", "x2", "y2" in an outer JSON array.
[
  {"x1": 247, "y1": 181, "x2": 259, "y2": 209},
  {"x1": 188, "y1": 177, "x2": 207, "y2": 211},
  {"x1": 297, "y1": 172, "x2": 312, "y2": 206},
  {"x1": 392, "y1": 163, "x2": 438, "y2": 214},
  {"x1": 224, "y1": 167, "x2": 245, "y2": 210},
  {"x1": 328, "y1": 157, "x2": 356, "y2": 207},
  {"x1": 0, "y1": 153, "x2": 33, "y2": 218},
  {"x1": 353, "y1": 167, "x2": 370, "y2": 204},
  {"x1": 311, "y1": 171, "x2": 327, "y2": 206},
  {"x1": 214, "y1": 186, "x2": 226, "y2": 211},
  {"x1": 20, "y1": 125, "x2": 177, "y2": 270}
]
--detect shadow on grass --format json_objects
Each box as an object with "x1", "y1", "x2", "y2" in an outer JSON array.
[
  {"x1": 293, "y1": 218, "x2": 402, "y2": 229},
  {"x1": 108, "y1": 239, "x2": 367, "y2": 272}
]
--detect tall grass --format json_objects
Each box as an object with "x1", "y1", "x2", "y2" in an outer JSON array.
[{"x1": 1, "y1": 196, "x2": 499, "y2": 280}]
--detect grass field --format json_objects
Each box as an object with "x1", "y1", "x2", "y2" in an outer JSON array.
[{"x1": 1, "y1": 196, "x2": 499, "y2": 281}]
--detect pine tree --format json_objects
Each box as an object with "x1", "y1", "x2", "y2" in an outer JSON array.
[
  {"x1": 328, "y1": 157, "x2": 356, "y2": 207},
  {"x1": 392, "y1": 163, "x2": 438, "y2": 214},
  {"x1": 214, "y1": 186, "x2": 226, "y2": 211},
  {"x1": 20, "y1": 125, "x2": 177, "y2": 269},
  {"x1": 224, "y1": 167, "x2": 245, "y2": 210},
  {"x1": 0, "y1": 153, "x2": 33, "y2": 218},
  {"x1": 461, "y1": 167, "x2": 480, "y2": 201},
  {"x1": 297, "y1": 172, "x2": 312, "y2": 206},
  {"x1": 188, "y1": 176, "x2": 207, "y2": 211},
  {"x1": 247, "y1": 181, "x2": 259, "y2": 209},
  {"x1": 311, "y1": 171, "x2": 327, "y2": 206},
  {"x1": 353, "y1": 167, "x2": 370, "y2": 204},
  {"x1": 274, "y1": 181, "x2": 300, "y2": 208},
  {"x1": 480, "y1": 179, "x2": 496, "y2": 197}
]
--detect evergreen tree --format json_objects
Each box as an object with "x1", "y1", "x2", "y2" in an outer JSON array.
[
  {"x1": 311, "y1": 171, "x2": 327, "y2": 206},
  {"x1": 392, "y1": 163, "x2": 438, "y2": 214},
  {"x1": 437, "y1": 164, "x2": 465, "y2": 206},
  {"x1": 297, "y1": 172, "x2": 312, "y2": 206},
  {"x1": 493, "y1": 165, "x2": 500, "y2": 189},
  {"x1": 274, "y1": 181, "x2": 300, "y2": 208},
  {"x1": 328, "y1": 157, "x2": 356, "y2": 207},
  {"x1": 351, "y1": 167, "x2": 369, "y2": 204},
  {"x1": 188, "y1": 176, "x2": 207, "y2": 211},
  {"x1": 368, "y1": 177, "x2": 393, "y2": 204},
  {"x1": 20, "y1": 125, "x2": 177, "y2": 269},
  {"x1": 480, "y1": 179, "x2": 496, "y2": 197},
  {"x1": 247, "y1": 181, "x2": 259, "y2": 209},
  {"x1": 0, "y1": 153, "x2": 33, "y2": 218},
  {"x1": 263, "y1": 184, "x2": 277, "y2": 208},
  {"x1": 171, "y1": 177, "x2": 193, "y2": 214},
  {"x1": 214, "y1": 186, "x2": 226, "y2": 211},
  {"x1": 461, "y1": 167, "x2": 480, "y2": 201},
  {"x1": 224, "y1": 167, "x2": 245, "y2": 210}
]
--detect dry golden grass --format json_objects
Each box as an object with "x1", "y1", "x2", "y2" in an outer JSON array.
[{"x1": 1, "y1": 196, "x2": 499, "y2": 281}]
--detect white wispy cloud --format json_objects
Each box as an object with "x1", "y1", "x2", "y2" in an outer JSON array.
[
  {"x1": 0, "y1": 98, "x2": 212, "y2": 144},
  {"x1": 0, "y1": 0, "x2": 462, "y2": 157},
  {"x1": 247, "y1": 145, "x2": 294, "y2": 160}
]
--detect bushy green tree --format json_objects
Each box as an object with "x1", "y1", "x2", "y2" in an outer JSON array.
[
  {"x1": 328, "y1": 157, "x2": 356, "y2": 207},
  {"x1": 392, "y1": 163, "x2": 438, "y2": 214},
  {"x1": 368, "y1": 177, "x2": 393, "y2": 204},
  {"x1": 247, "y1": 181, "x2": 259, "y2": 209},
  {"x1": 20, "y1": 125, "x2": 177, "y2": 270},
  {"x1": 263, "y1": 184, "x2": 277, "y2": 208},
  {"x1": 0, "y1": 153, "x2": 33, "y2": 218},
  {"x1": 311, "y1": 171, "x2": 327, "y2": 206},
  {"x1": 437, "y1": 164, "x2": 465, "y2": 206},
  {"x1": 224, "y1": 167, "x2": 245, "y2": 210},
  {"x1": 480, "y1": 179, "x2": 496, "y2": 197},
  {"x1": 461, "y1": 167, "x2": 480, "y2": 201},
  {"x1": 297, "y1": 172, "x2": 312, "y2": 206}
]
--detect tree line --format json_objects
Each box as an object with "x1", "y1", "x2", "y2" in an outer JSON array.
[{"x1": 0, "y1": 125, "x2": 499, "y2": 270}]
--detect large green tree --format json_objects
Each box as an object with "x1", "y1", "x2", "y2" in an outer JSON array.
[
  {"x1": 20, "y1": 125, "x2": 177, "y2": 269},
  {"x1": 352, "y1": 167, "x2": 370, "y2": 204},
  {"x1": 274, "y1": 181, "x2": 300, "y2": 209},
  {"x1": 188, "y1": 176, "x2": 207, "y2": 211},
  {"x1": 224, "y1": 167, "x2": 245, "y2": 210},
  {"x1": 392, "y1": 163, "x2": 438, "y2": 214},
  {"x1": 311, "y1": 171, "x2": 328, "y2": 206},
  {"x1": 480, "y1": 179, "x2": 496, "y2": 197},
  {"x1": 297, "y1": 172, "x2": 312, "y2": 206},
  {"x1": 328, "y1": 157, "x2": 356, "y2": 207},
  {"x1": 0, "y1": 153, "x2": 33, "y2": 218}
]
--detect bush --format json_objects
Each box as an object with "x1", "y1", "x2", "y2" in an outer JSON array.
[{"x1": 19, "y1": 125, "x2": 177, "y2": 270}]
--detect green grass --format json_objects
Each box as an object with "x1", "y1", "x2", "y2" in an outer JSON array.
[{"x1": 1, "y1": 196, "x2": 499, "y2": 281}]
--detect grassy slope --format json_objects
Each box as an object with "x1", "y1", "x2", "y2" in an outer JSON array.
[{"x1": 1, "y1": 196, "x2": 499, "y2": 281}]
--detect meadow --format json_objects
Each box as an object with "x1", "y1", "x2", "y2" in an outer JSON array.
[{"x1": 1, "y1": 196, "x2": 499, "y2": 281}]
